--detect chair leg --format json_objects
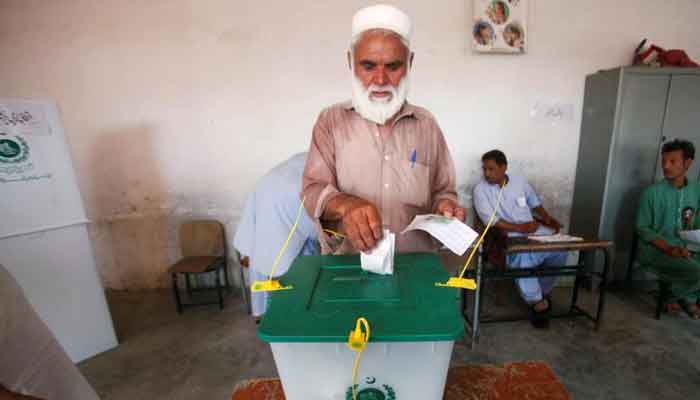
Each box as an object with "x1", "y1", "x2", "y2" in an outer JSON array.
[
  {"x1": 172, "y1": 273, "x2": 183, "y2": 314},
  {"x1": 223, "y1": 262, "x2": 231, "y2": 290},
  {"x1": 216, "y1": 267, "x2": 224, "y2": 310},
  {"x1": 239, "y1": 265, "x2": 250, "y2": 315},
  {"x1": 570, "y1": 273, "x2": 582, "y2": 312},
  {"x1": 185, "y1": 273, "x2": 193, "y2": 298},
  {"x1": 655, "y1": 281, "x2": 668, "y2": 320}
]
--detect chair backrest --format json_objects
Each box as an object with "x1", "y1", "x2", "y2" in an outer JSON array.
[
  {"x1": 180, "y1": 220, "x2": 225, "y2": 258},
  {"x1": 473, "y1": 210, "x2": 485, "y2": 233},
  {"x1": 472, "y1": 204, "x2": 508, "y2": 268}
]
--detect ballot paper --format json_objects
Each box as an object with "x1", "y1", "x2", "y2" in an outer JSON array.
[
  {"x1": 528, "y1": 233, "x2": 583, "y2": 243},
  {"x1": 679, "y1": 230, "x2": 700, "y2": 252},
  {"x1": 529, "y1": 225, "x2": 555, "y2": 236},
  {"x1": 360, "y1": 229, "x2": 395, "y2": 275},
  {"x1": 402, "y1": 214, "x2": 479, "y2": 255}
]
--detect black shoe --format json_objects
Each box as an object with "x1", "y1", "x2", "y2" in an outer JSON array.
[
  {"x1": 529, "y1": 303, "x2": 550, "y2": 329},
  {"x1": 529, "y1": 313, "x2": 549, "y2": 329}
]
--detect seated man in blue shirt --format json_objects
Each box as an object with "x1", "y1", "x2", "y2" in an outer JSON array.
[
  {"x1": 473, "y1": 150, "x2": 566, "y2": 329},
  {"x1": 234, "y1": 153, "x2": 319, "y2": 320}
]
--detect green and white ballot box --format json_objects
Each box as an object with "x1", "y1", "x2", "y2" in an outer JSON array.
[{"x1": 258, "y1": 252, "x2": 464, "y2": 400}]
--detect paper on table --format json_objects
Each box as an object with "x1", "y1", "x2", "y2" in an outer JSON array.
[
  {"x1": 679, "y1": 230, "x2": 700, "y2": 252},
  {"x1": 507, "y1": 225, "x2": 555, "y2": 238},
  {"x1": 402, "y1": 214, "x2": 478, "y2": 255},
  {"x1": 528, "y1": 233, "x2": 583, "y2": 243},
  {"x1": 530, "y1": 225, "x2": 555, "y2": 236}
]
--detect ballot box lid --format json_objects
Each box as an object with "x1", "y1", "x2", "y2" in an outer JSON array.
[{"x1": 258, "y1": 252, "x2": 464, "y2": 343}]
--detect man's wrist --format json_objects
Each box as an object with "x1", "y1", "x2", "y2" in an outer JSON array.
[{"x1": 323, "y1": 193, "x2": 358, "y2": 221}]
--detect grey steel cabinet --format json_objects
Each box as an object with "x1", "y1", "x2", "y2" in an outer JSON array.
[{"x1": 570, "y1": 67, "x2": 700, "y2": 281}]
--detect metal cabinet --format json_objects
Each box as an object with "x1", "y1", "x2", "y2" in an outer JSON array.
[{"x1": 570, "y1": 67, "x2": 700, "y2": 281}]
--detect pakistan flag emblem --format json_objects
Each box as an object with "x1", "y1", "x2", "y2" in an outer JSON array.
[
  {"x1": 0, "y1": 136, "x2": 29, "y2": 164},
  {"x1": 346, "y1": 377, "x2": 396, "y2": 400}
]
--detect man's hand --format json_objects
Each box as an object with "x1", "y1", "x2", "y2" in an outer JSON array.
[
  {"x1": 532, "y1": 206, "x2": 561, "y2": 234},
  {"x1": 434, "y1": 199, "x2": 466, "y2": 222},
  {"x1": 667, "y1": 246, "x2": 690, "y2": 258},
  {"x1": 324, "y1": 195, "x2": 383, "y2": 252},
  {"x1": 540, "y1": 215, "x2": 562, "y2": 233},
  {"x1": 651, "y1": 239, "x2": 690, "y2": 258},
  {"x1": 341, "y1": 197, "x2": 383, "y2": 251},
  {"x1": 240, "y1": 256, "x2": 250, "y2": 268},
  {"x1": 519, "y1": 221, "x2": 540, "y2": 234}
]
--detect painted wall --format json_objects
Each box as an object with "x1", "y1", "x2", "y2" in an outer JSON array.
[{"x1": 1, "y1": 0, "x2": 698, "y2": 289}]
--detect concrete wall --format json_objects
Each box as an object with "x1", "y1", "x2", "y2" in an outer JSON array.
[{"x1": 1, "y1": 0, "x2": 699, "y2": 289}]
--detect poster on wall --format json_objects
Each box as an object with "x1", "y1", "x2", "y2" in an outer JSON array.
[
  {"x1": 0, "y1": 102, "x2": 50, "y2": 136},
  {"x1": 472, "y1": 0, "x2": 527, "y2": 54},
  {"x1": 0, "y1": 99, "x2": 87, "y2": 239}
]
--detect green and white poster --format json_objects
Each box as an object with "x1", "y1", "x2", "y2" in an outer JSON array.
[{"x1": 0, "y1": 99, "x2": 87, "y2": 238}]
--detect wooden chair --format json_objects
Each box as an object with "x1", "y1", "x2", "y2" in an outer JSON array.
[
  {"x1": 473, "y1": 212, "x2": 513, "y2": 303},
  {"x1": 169, "y1": 220, "x2": 230, "y2": 313},
  {"x1": 626, "y1": 233, "x2": 669, "y2": 320},
  {"x1": 474, "y1": 213, "x2": 509, "y2": 270}
]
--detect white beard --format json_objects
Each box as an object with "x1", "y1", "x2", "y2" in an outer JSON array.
[{"x1": 351, "y1": 71, "x2": 410, "y2": 125}]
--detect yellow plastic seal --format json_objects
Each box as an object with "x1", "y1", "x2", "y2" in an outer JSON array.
[
  {"x1": 347, "y1": 317, "x2": 370, "y2": 351},
  {"x1": 347, "y1": 318, "x2": 371, "y2": 400},
  {"x1": 435, "y1": 277, "x2": 477, "y2": 290},
  {"x1": 254, "y1": 197, "x2": 306, "y2": 294},
  {"x1": 436, "y1": 182, "x2": 506, "y2": 292},
  {"x1": 250, "y1": 280, "x2": 293, "y2": 293}
]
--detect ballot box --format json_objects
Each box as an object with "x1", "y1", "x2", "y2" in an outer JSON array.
[{"x1": 258, "y1": 252, "x2": 464, "y2": 400}]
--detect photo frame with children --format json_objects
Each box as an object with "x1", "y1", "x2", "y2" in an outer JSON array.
[{"x1": 472, "y1": 0, "x2": 527, "y2": 54}]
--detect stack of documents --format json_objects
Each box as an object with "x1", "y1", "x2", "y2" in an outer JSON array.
[
  {"x1": 679, "y1": 230, "x2": 700, "y2": 252},
  {"x1": 528, "y1": 233, "x2": 583, "y2": 243}
]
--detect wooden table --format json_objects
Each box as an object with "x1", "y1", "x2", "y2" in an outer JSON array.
[{"x1": 462, "y1": 237, "x2": 614, "y2": 349}]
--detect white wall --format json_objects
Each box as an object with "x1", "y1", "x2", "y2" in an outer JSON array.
[{"x1": 1, "y1": 0, "x2": 699, "y2": 289}]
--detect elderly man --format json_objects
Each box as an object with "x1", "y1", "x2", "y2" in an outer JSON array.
[
  {"x1": 234, "y1": 153, "x2": 319, "y2": 319},
  {"x1": 636, "y1": 139, "x2": 700, "y2": 319},
  {"x1": 302, "y1": 4, "x2": 463, "y2": 255},
  {"x1": 473, "y1": 150, "x2": 566, "y2": 329}
]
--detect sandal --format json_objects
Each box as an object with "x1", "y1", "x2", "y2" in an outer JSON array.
[
  {"x1": 680, "y1": 301, "x2": 700, "y2": 319},
  {"x1": 544, "y1": 295, "x2": 553, "y2": 313},
  {"x1": 665, "y1": 302, "x2": 682, "y2": 314}
]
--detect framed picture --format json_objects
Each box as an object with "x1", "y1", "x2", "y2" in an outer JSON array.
[{"x1": 472, "y1": 0, "x2": 527, "y2": 54}]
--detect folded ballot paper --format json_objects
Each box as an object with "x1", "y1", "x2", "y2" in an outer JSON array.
[
  {"x1": 680, "y1": 230, "x2": 700, "y2": 252},
  {"x1": 402, "y1": 214, "x2": 479, "y2": 255},
  {"x1": 360, "y1": 229, "x2": 395, "y2": 275}
]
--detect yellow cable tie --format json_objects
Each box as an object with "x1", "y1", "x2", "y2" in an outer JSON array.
[
  {"x1": 323, "y1": 228, "x2": 345, "y2": 238},
  {"x1": 435, "y1": 277, "x2": 477, "y2": 290},
  {"x1": 250, "y1": 280, "x2": 293, "y2": 292},
  {"x1": 348, "y1": 317, "x2": 370, "y2": 400},
  {"x1": 251, "y1": 196, "x2": 306, "y2": 293},
  {"x1": 437, "y1": 182, "x2": 506, "y2": 290}
]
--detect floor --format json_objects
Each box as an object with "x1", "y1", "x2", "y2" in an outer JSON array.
[{"x1": 78, "y1": 284, "x2": 700, "y2": 400}]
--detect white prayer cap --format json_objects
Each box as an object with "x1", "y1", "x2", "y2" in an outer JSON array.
[{"x1": 351, "y1": 4, "x2": 413, "y2": 45}]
